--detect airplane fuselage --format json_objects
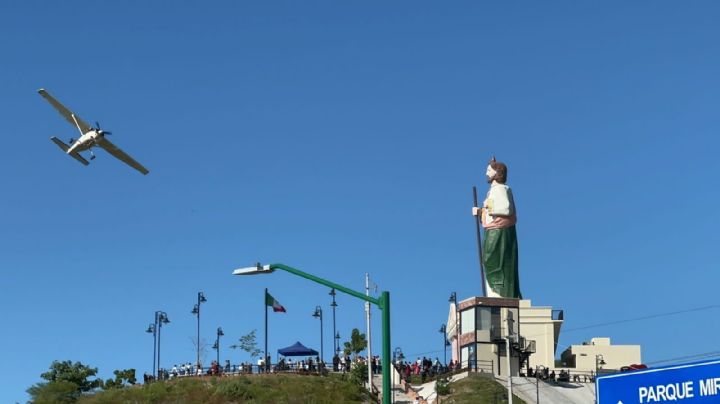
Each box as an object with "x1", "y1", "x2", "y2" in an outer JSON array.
[
  {"x1": 39, "y1": 88, "x2": 149, "y2": 174},
  {"x1": 68, "y1": 130, "x2": 104, "y2": 154}
]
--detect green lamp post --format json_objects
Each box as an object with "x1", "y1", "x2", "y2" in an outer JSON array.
[{"x1": 233, "y1": 263, "x2": 392, "y2": 404}]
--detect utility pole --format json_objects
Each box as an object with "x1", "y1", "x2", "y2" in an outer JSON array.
[
  {"x1": 536, "y1": 366, "x2": 540, "y2": 404},
  {"x1": 365, "y1": 273, "x2": 373, "y2": 393},
  {"x1": 505, "y1": 311, "x2": 514, "y2": 404}
]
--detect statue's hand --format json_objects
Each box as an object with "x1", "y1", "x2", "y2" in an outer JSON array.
[{"x1": 472, "y1": 207, "x2": 482, "y2": 217}]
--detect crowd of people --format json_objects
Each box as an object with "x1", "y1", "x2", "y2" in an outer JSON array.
[
  {"x1": 328, "y1": 354, "x2": 382, "y2": 374},
  {"x1": 144, "y1": 353, "x2": 459, "y2": 386},
  {"x1": 145, "y1": 354, "x2": 385, "y2": 383},
  {"x1": 395, "y1": 357, "x2": 459, "y2": 384},
  {"x1": 144, "y1": 359, "x2": 264, "y2": 382},
  {"x1": 276, "y1": 356, "x2": 326, "y2": 372},
  {"x1": 526, "y1": 367, "x2": 594, "y2": 383}
]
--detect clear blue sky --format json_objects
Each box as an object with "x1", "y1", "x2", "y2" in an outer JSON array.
[{"x1": 2, "y1": 2, "x2": 720, "y2": 402}]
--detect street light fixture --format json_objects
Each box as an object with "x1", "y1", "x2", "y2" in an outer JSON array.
[
  {"x1": 213, "y1": 326, "x2": 224, "y2": 370},
  {"x1": 233, "y1": 262, "x2": 393, "y2": 404},
  {"x1": 439, "y1": 324, "x2": 447, "y2": 367},
  {"x1": 595, "y1": 354, "x2": 606, "y2": 376},
  {"x1": 312, "y1": 306, "x2": 324, "y2": 366},
  {"x1": 191, "y1": 292, "x2": 207, "y2": 369},
  {"x1": 153, "y1": 311, "x2": 170, "y2": 380},
  {"x1": 145, "y1": 323, "x2": 156, "y2": 378},
  {"x1": 329, "y1": 288, "x2": 338, "y2": 356}
]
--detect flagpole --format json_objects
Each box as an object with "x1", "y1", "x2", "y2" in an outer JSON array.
[{"x1": 264, "y1": 287, "x2": 268, "y2": 373}]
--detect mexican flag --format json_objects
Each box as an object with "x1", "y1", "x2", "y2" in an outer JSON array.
[{"x1": 265, "y1": 291, "x2": 286, "y2": 313}]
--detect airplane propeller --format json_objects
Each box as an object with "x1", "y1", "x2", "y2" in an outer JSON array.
[{"x1": 95, "y1": 121, "x2": 112, "y2": 136}]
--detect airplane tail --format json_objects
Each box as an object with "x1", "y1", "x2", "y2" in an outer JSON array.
[{"x1": 50, "y1": 137, "x2": 89, "y2": 166}]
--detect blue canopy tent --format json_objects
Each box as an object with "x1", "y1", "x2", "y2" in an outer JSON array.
[{"x1": 277, "y1": 341, "x2": 318, "y2": 357}]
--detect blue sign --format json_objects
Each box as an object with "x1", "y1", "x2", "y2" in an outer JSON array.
[{"x1": 597, "y1": 359, "x2": 720, "y2": 404}]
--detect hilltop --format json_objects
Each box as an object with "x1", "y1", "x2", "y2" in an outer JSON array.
[{"x1": 74, "y1": 374, "x2": 371, "y2": 404}]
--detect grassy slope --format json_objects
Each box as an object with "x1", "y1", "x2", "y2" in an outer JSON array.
[
  {"x1": 440, "y1": 375, "x2": 527, "y2": 404},
  {"x1": 78, "y1": 374, "x2": 371, "y2": 404}
]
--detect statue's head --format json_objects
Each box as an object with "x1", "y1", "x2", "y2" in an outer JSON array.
[{"x1": 486, "y1": 156, "x2": 507, "y2": 184}]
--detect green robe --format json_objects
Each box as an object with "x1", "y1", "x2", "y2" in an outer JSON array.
[{"x1": 483, "y1": 225, "x2": 521, "y2": 299}]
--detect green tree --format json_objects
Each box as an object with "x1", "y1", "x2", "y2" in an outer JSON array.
[
  {"x1": 27, "y1": 360, "x2": 102, "y2": 403},
  {"x1": 102, "y1": 369, "x2": 137, "y2": 390},
  {"x1": 349, "y1": 362, "x2": 368, "y2": 387},
  {"x1": 232, "y1": 329, "x2": 262, "y2": 360},
  {"x1": 27, "y1": 381, "x2": 80, "y2": 404},
  {"x1": 343, "y1": 328, "x2": 367, "y2": 358}
]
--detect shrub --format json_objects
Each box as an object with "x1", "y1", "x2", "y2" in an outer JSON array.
[{"x1": 436, "y1": 377, "x2": 451, "y2": 396}]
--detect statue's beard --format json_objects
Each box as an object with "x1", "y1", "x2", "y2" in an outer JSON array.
[{"x1": 487, "y1": 176, "x2": 494, "y2": 183}]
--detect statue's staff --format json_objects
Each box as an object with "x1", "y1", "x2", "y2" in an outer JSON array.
[{"x1": 473, "y1": 185, "x2": 488, "y2": 297}]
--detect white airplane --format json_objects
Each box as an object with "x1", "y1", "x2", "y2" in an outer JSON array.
[{"x1": 38, "y1": 88, "x2": 149, "y2": 175}]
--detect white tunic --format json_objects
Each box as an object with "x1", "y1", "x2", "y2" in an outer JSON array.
[{"x1": 483, "y1": 182, "x2": 516, "y2": 229}]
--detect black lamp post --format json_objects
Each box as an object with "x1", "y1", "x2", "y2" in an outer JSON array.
[
  {"x1": 335, "y1": 332, "x2": 341, "y2": 355},
  {"x1": 595, "y1": 354, "x2": 606, "y2": 376},
  {"x1": 145, "y1": 323, "x2": 156, "y2": 378},
  {"x1": 393, "y1": 347, "x2": 405, "y2": 364},
  {"x1": 439, "y1": 324, "x2": 447, "y2": 367},
  {"x1": 329, "y1": 289, "x2": 338, "y2": 355},
  {"x1": 213, "y1": 327, "x2": 224, "y2": 369},
  {"x1": 312, "y1": 306, "x2": 324, "y2": 365},
  {"x1": 153, "y1": 311, "x2": 170, "y2": 379},
  {"x1": 191, "y1": 292, "x2": 207, "y2": 368}
]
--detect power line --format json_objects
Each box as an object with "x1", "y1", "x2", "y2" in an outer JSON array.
[
  {"x1": 561, "y1": 305, "x2": 720, "y2": 334},
  {"x1": 414, "y1": 304, "x2": 720, "y2": 367},
  {"x1": 517, "y1": 304, "x2": 720, "y2": 342},
  {"x1": 645, "y1": 351, "x2": 720, "y2": 366},
  {"x1": 415, "y1": 304, "x2": 720, "y2": 366}
]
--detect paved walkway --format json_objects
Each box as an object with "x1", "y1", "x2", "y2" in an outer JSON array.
[{"x1": 508, "y1": 376, "x2": 597, "y2": 404}]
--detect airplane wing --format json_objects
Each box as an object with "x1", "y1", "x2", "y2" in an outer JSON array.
[
  {"x1": 50, "y1": 137, "x2": 89, "y2": 166},
  {"x1": 38, "y1": 89, "x2": 92, "y2": 134},
  {"x1": 97, "y1": 138, "x2": 149, "y2": 175}
]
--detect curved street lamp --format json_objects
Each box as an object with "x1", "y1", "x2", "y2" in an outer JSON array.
[{"x1": 233, "y1": 262, "x2": 392, "y2": 404}]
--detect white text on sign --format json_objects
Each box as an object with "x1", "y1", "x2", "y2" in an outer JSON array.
[{"x1": 638, "y1": 378, "x2": 720, "y2": 402}]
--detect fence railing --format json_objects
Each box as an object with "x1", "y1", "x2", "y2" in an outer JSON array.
[{"x1": 148, "y1": 362, "x2": 336, "y2": 382}]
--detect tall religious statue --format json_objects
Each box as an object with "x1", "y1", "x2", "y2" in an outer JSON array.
[{"x1": 472, "y1": 157, "x2": 522, "y2": 299}]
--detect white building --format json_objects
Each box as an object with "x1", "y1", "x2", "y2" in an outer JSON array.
[
  {"x1": 560, "y1": 337, "x2": 642, "y2": 373},
  {"x1": 447, "y1": 296, "x2": 535, "y2": 377},
  {"x1": 448, "y1": 297, "x2": 642, "y2": 377}
]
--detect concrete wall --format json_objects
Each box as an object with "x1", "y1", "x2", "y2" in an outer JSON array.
[
  {"x1": 560, "y1": 337, "x2": 641, "y2": 372},
  {"x1": 518, "y1": 299, "x2": 561, "y2": 370}
]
